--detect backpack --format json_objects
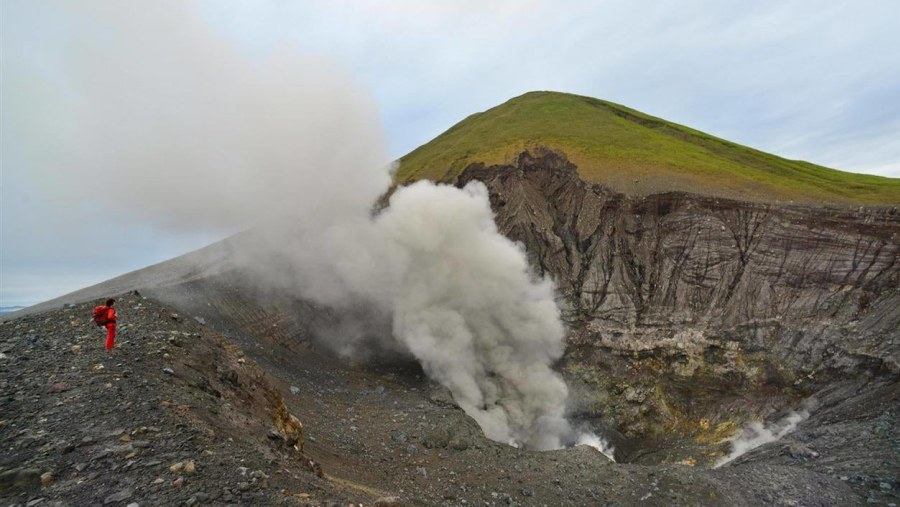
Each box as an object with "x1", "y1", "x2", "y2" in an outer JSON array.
[{"x1": 92, "y1": 306, "x2": 109, "y2": 326}]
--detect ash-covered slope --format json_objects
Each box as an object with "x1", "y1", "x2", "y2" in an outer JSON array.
[
  {"x1": 9, "y1": 236, "x2": 240, "y2": 319},
  {"x1": 0, "y1": 293, "x2": 356, "y2": 505}
]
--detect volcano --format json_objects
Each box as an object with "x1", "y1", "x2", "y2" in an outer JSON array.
[{"x1": 3, "y1": 92, "x2": 898, "y2": 506}]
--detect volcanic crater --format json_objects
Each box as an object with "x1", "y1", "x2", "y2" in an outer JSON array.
[{"x1": 4, "y1": 146, "x2": 897, "y2": 506}]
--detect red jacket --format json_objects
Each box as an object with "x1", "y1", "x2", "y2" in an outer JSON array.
[{"x1": 106, "y1": 307, "x2": 117, "y2": 326}]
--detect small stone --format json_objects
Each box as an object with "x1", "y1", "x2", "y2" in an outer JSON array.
[
  {"x1": 170, "y1": 313, "x2": 180, "y2": 321},
  {"x1": 415, "y1": 467, "x2": 427, "y2": 477},
  {"x1": 126, "y1": 503, "x2": 139, "y2": 507},
  {"x1": 185, "y1": 497, "x2": 197, "y2": 507},
  {"x1": 449, "y1": 438, "x2": 469, "y2": 451},
  {"x1": 522, "y1": 488, "x2": 534, "y2": 497},
  {"x1": 172, "y1": 476, "x2": 184, "y2": 487},
  {"x1": 169, "y1": 462, "x2": 184, "y2": 473},
  {"x1": 290, "y1": 386, "x2": 300, "y2": 395},
  {"x1": 374, "y1": 496, "x2": 402, "y2": 507},
  {"x1": 40, "y1": 471, "x2": 53, "y2": 486},
  {"x1": 219, "y1": 369, "x2": 239, "y2": 386},
  {"x1": 184, "y1": 461, "x2": 196, "y2": 474},
  {"x1": 237, "y1": 481, "x2": 251, "y2": 492},
  {"x1": 103, "y1": 489, "x2": 132, "y2": 504},
  {"x1": 624, "y1": 386, "x2": 645, "y2": 403},
  {"x1": 162, "y1": 367, "x2": 175, "y2": 375},
  {"x1": 406, "y1": 444, "x2": 418, "y2": 454},
  {"x1": 785, "y1": 443, "x2": 819, "y2": 460},
  {"x1": 153, "y1": 477, "x2": 165, "y2": 484},
  {"x1": 26, "y1": 499, "x2": 46, "y2": 507}
]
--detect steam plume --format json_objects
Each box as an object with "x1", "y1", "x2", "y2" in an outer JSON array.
[
  {"x1": 714, "y1": 409, "x2": 811, "y2": 468},
  {"x1": 6, "y1": 0, "x2": 611, "y2": 452}
]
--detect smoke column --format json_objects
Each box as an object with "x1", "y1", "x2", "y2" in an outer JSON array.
[
  {"x1": 5, "y1": 0, "x2": 612, "y2": 453},
  {"x1": 377, "y1": 182, "x2": 572, "y2": 450}
]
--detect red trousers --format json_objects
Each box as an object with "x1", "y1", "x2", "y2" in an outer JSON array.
[{"x1": 105, "y1": 323, "x2": 116, "y2": 350}]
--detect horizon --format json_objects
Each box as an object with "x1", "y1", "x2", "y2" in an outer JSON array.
[{"x1": 3, "y1": 0, "x2": 900, "y2": 308}]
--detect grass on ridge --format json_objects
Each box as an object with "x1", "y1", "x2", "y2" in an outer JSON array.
[{"x1": 397, "y1": 91, "x2": 900, "y2": 205}]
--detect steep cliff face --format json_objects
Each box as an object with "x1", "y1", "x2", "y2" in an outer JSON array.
[{"x1": 457, "y1": 149, "x2": 900, "y2": 457}]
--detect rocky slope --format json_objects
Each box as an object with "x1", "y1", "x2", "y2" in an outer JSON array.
[
  {"x1": 0, "y1": 293, "x2": 360, "y2": 506},
  {"x1": 5, "y1": 291, "x2": 890, "y2": 506}
]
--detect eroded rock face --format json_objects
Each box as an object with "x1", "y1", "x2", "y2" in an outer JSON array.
[{"x1": 457, "y1": 149, "x2": 899, "y2": 456}]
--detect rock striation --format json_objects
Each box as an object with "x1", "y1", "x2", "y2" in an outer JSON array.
[{"x1": 458, "y1": 149, "x2": 899, "y2": 461}]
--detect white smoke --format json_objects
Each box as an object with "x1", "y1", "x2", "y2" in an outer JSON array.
[
  {"x1": 576, "y1": 432, "x2": 616, "y2": 461},
  {"x1": 377, "y1": 182, "x2": 581, "y2": 450},
  {"x1": 5, "y1": 0, "x2": 609, "y2": 451},
  {"x1": 714, "y1": 409, "x2": 811, "y2": 468},
  {"x1": 4, "y1": 1, "x2": 390, "y2": 235},
  {"x1": 243, "y1": 181, "x2": 611, "y2": 451}
]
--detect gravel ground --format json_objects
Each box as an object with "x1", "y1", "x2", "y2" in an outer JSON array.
[
  {"x1": 0, "y1": 293, "x2": 361, "y2": 506},
  {"x1": 2, "y1": 292, "x2": 892, "y2": 506}
]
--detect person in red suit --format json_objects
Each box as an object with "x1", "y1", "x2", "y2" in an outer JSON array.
[{"x1": 103, "y1": 298, "x2": 117, "y2": 350}]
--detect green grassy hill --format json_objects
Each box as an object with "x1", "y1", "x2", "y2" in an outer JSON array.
[{"x1": 396, "y1": 91, "x2": 900, "y2": 205}]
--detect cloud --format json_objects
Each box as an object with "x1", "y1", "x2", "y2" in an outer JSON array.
[{"x1": 196, "y1": 0, "x2": 900, "y2": 176}]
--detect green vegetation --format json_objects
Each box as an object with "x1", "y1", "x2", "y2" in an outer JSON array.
[{"x1": 397, "y1": 91, "x2": 900, "y2": 205}]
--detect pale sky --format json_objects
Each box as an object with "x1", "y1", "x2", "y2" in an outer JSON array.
[{"x1": 2, "y1": 0, "x2": 899, "y2": 307}]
